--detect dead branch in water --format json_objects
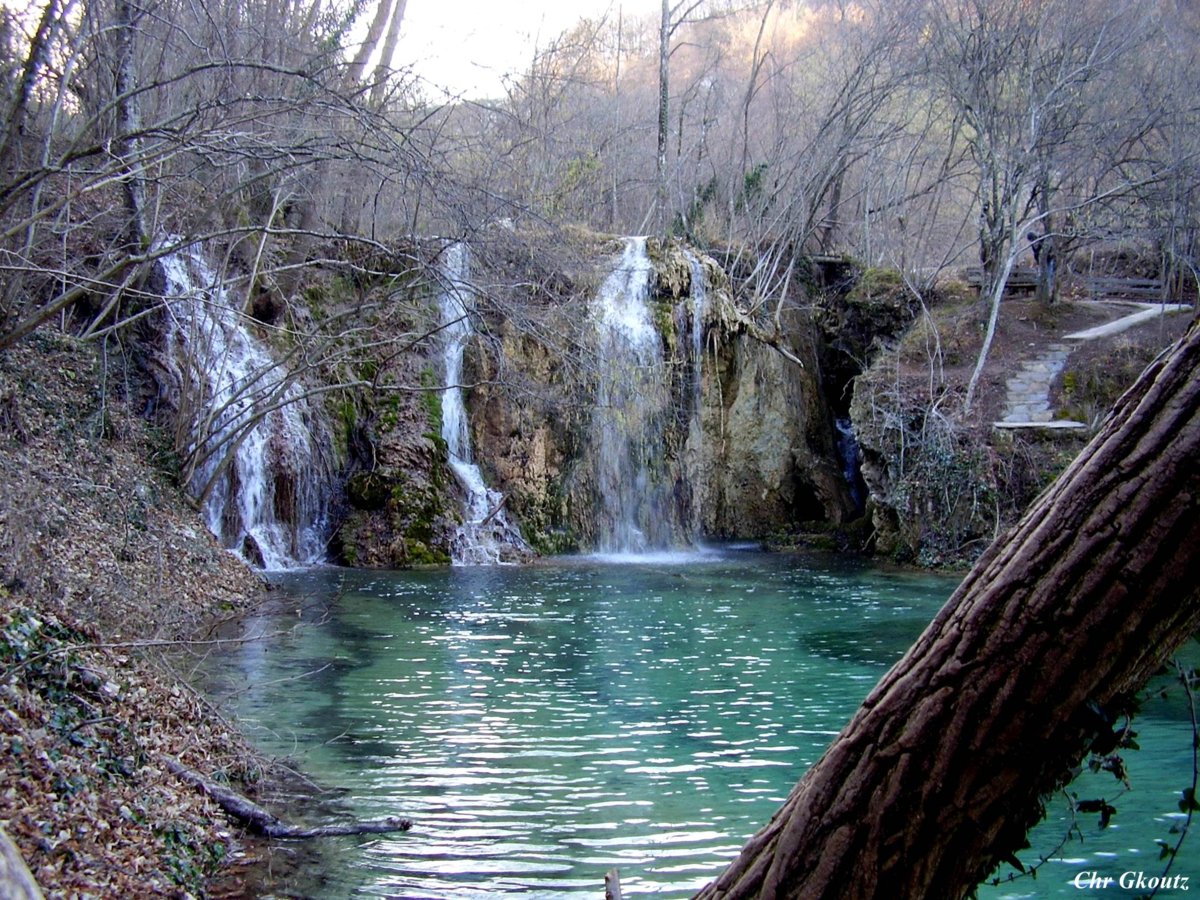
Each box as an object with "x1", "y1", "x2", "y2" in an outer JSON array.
[{"x1": 163, "y1": 756, "x2": 412, "y2": 839}]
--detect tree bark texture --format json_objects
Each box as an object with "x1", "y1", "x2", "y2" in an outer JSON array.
[
  {"x1": 655, "y1": 0, "x2": 670, "y2": 234},
  {"x1": 0, "y1": 826, "x2": 43, "y2": 900},
  {"x1": 368, "y1": 0, "x2": 408, "y2": 106},
  {"x1": 114, "y1": 0, "x2": 148, "y2": 250},
  {"x1": 697, "y1": 319, "x2": 1200, "y2": 899},
  {"x1": 348, "y1": 0, "x2": 397, "y2": 85},
  {"x1": 0, "y1": 0, "x2": 62, "y2": 178}
]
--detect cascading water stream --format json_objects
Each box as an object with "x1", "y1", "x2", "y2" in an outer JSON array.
[
  {"x1": 156, "y1": 240, "x2": 333, "y2": 569},
  {"x1": 685, "y1": 251, "x2": 708, "y2": 413},
  {"x1": 684, "y1": 251, "x2": 708, "y2": 533},
  {"x1": 437, "y1": 243, "x2": 529, "y2": 565},
  {"x1": 835, "y1": 417, "x2": 866, "y2": 517},
  {"x1": 589, "y1": 237, "x2": 686, "y2": 554}
]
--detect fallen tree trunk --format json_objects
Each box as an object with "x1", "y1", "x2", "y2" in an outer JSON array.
[
  {"x1": 0, "y1": 826, "x2": 43, "y2": 900},
  {"x1": 696, "y1": 317, "x2": 1200, "y2": 899},
  {"x1": 163, "y1": 756, "x2": 411, "y2": 839}
]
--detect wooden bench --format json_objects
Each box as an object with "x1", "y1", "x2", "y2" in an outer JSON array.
[
  {"x1": 964, "y1": 268, "x2": 1163, "y2": 300},
  {"x1": 964, "y1": 267, "x2": 1039, "y2": 293}
]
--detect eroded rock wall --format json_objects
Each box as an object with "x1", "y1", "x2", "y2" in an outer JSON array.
[
  {"x1": 465, "y1": 238, "x2": 855, "y2": 549},
  {"x1": 307, "y1": 232, "x2": 858, "y2": 564},
  {"x1": 310, "y1": 248, "x2": 460, "y2": 568},
  {"x1": 467, "y1": 314, "x2": 588, "y2": 554},
  {"x1": 701, "y1": 331, "x2": 852, "y2": 536}
]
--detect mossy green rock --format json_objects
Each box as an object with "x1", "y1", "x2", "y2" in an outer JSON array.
[{"x1": 346, "y1": 471, "x2": 392, "y2": 510}]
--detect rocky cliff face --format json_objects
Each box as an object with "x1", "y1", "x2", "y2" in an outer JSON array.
[
  {"x1": 132, "y1": 232, "x2": 1107, "y2": 575},
  {"x1": 289, "y1": 232, "x2": 858, "y2": 565},
  {"x1": 310, "y1": 248, "x2": 461, "y2": 568},
  {"x1": 701, "y1": 325, "x2": 853, "y2": 536},
  {"x1": 464, "y1": 237, "x2": 855, "y2": 550},
  {"x1": 334, "y1": 356, "x2": 458, "y2": 568},
  {"x1": 688, "y1": 257, "x2": 854, "y2": 537},
  {"x1": 467, "y1": 314, "x2": 587, "y2": 554}
]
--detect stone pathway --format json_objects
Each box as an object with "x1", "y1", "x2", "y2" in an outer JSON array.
[
  {"x1": 993, "y1": 302, "x2": 1191, "y2": 431},
  {"x1": 994, "y1": 342, "x2": 1085, "y2": 429}
]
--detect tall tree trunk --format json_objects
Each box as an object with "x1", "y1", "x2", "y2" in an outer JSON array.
[
  {"x1": 0, "y1": 0, "x2": 62, "y2": 179},
  {"x1": 115, "y1": 0, "x2": 147, "y2": 251},
  {"x1": 655, "y1": 0, "x2": 670, "y2": 235},
  {"x1": 697, "y1": 318, "x2": 1200, "y2": 899},
  {"x1": 609, "y1": 6, "x2": 622, "y2": 230},
  {"x1": 348, "y1": 0, "x2": 397, "y2": 86},
  {"x1": 963, "y1": 222, "x2": 1021, "y2": 415},
  {"x1": 1033, "y1": 169, "x2": 1057, "y2": 305},
  {"x1": 368, "y1": 0, "x2": 407, "y2": 106},
  {"x1": 820, "y1": 167, "x2": 845, "y2": 253}
]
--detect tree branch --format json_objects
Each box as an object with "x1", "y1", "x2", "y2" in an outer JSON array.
[{"x1": 162, "y1": 756, "x2": 412, "y2": 839}]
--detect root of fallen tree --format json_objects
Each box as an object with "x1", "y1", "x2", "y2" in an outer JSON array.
[{"x1": 163, "y1": 756, "x2": 412, "y2": 839}]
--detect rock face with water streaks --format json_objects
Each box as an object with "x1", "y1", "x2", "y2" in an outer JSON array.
[
  {"x1": 329, "y1": 314, "x2": 458, "y2": 567},
  {"x1": 684, "y1": 257, "x2": 855, "y2": 537},
  {"x1": 467, "y1": 315, "x2": 585, "y2": 554},
  {"x1": 703, "y1": 326, "x2": 853, "y2": 536},
  {"x1": 436, "y1": 243, "x2": 531, "y2": 564},
  {"x1": 465, "y1": 236, "x2": 855, "y2": 550},
  {"x1": 165, "y1": 228, "x2": 858, "y2": 567},
  {"x1": 287, "y1": 240, "x2": 462, "y2": 569}
]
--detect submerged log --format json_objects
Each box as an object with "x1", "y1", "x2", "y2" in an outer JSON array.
[{"x1": 163, "y1": 756, "x2": 412, "y2": 839}]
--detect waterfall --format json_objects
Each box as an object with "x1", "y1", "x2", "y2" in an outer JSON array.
[
  {"x1": 589, "y1": 237, "x2": 686, "y2": 554},
  {"x1": 437, "y1": 243, "x2": 529, "y2": 565},
  {"x1": 156, "y1": 240, "x2": 333, "y2": 570},
  {"x1": 835, "y1": 417, "x2": 867, "y2": 517},
  {"x1": 684, "y1": 251, "x2": 708, "y2": 534},
  {"x1": 686, "y1": 252, "x2": 707, "y2": 412}
]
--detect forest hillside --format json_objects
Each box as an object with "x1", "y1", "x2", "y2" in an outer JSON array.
[{"x1": 1, "y1": 0, "x2": 1198, "y2": 895}]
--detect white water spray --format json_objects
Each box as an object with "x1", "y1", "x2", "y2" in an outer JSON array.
[
  {"x1": 437, "y1": 243, "x2": 529, "y2": 565},
  {"x1": 686, "y1": 252, "x2": 708, "y2": 410},
  {"x1": 589, "y1": 237, "x2": 686, "y2": 554},
  {"x1": 684, "y1": 250, "x2": 709, "y2": 533},
  {"x1": 156, "y1": 241, "x2": 332, "y2": 569}
]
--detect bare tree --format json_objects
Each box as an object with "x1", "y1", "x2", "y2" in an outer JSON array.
[
  {"x1": 0, "y1": 0, "x2": 435, "y2": 351},
  {"x1": 921, "y1": 0, "x2": 1157, "y2": 411},
  {"x1": 718, "y1": 1, "x2": 921, "y2": 329},
  {"x1": 652, "y1": 0, "x2": 725, "y2": 235},
  {"x1": 347, "y1": 0, "x2": 407, "y2": 88}
]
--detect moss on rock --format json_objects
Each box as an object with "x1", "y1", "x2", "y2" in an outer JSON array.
[{"x1": 346, "y1": 471, "x2": 391, "y2": 510}]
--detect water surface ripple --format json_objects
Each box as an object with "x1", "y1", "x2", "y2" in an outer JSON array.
[{"x1": 216, "y1": 552, "x2": 1195, "y2": 898}]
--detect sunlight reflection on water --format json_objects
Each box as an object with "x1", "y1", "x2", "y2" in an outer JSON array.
[{"x1": 215, "y1": 550, "x2": 1197, "y2": 898}]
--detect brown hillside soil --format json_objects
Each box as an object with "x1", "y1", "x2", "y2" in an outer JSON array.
[
  {"x1": 892, "y1": 293, "x2": 1192, "y2": 426},
  {"x1": 895, "y1": 296, "x2": 1144, "y2": 420},
  {"x1": 853, "y1": 293, "x2": 1193, "y2": 567},
  {"x1": 0, "y1": 332, "x2": 270, "y2": 897}
]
